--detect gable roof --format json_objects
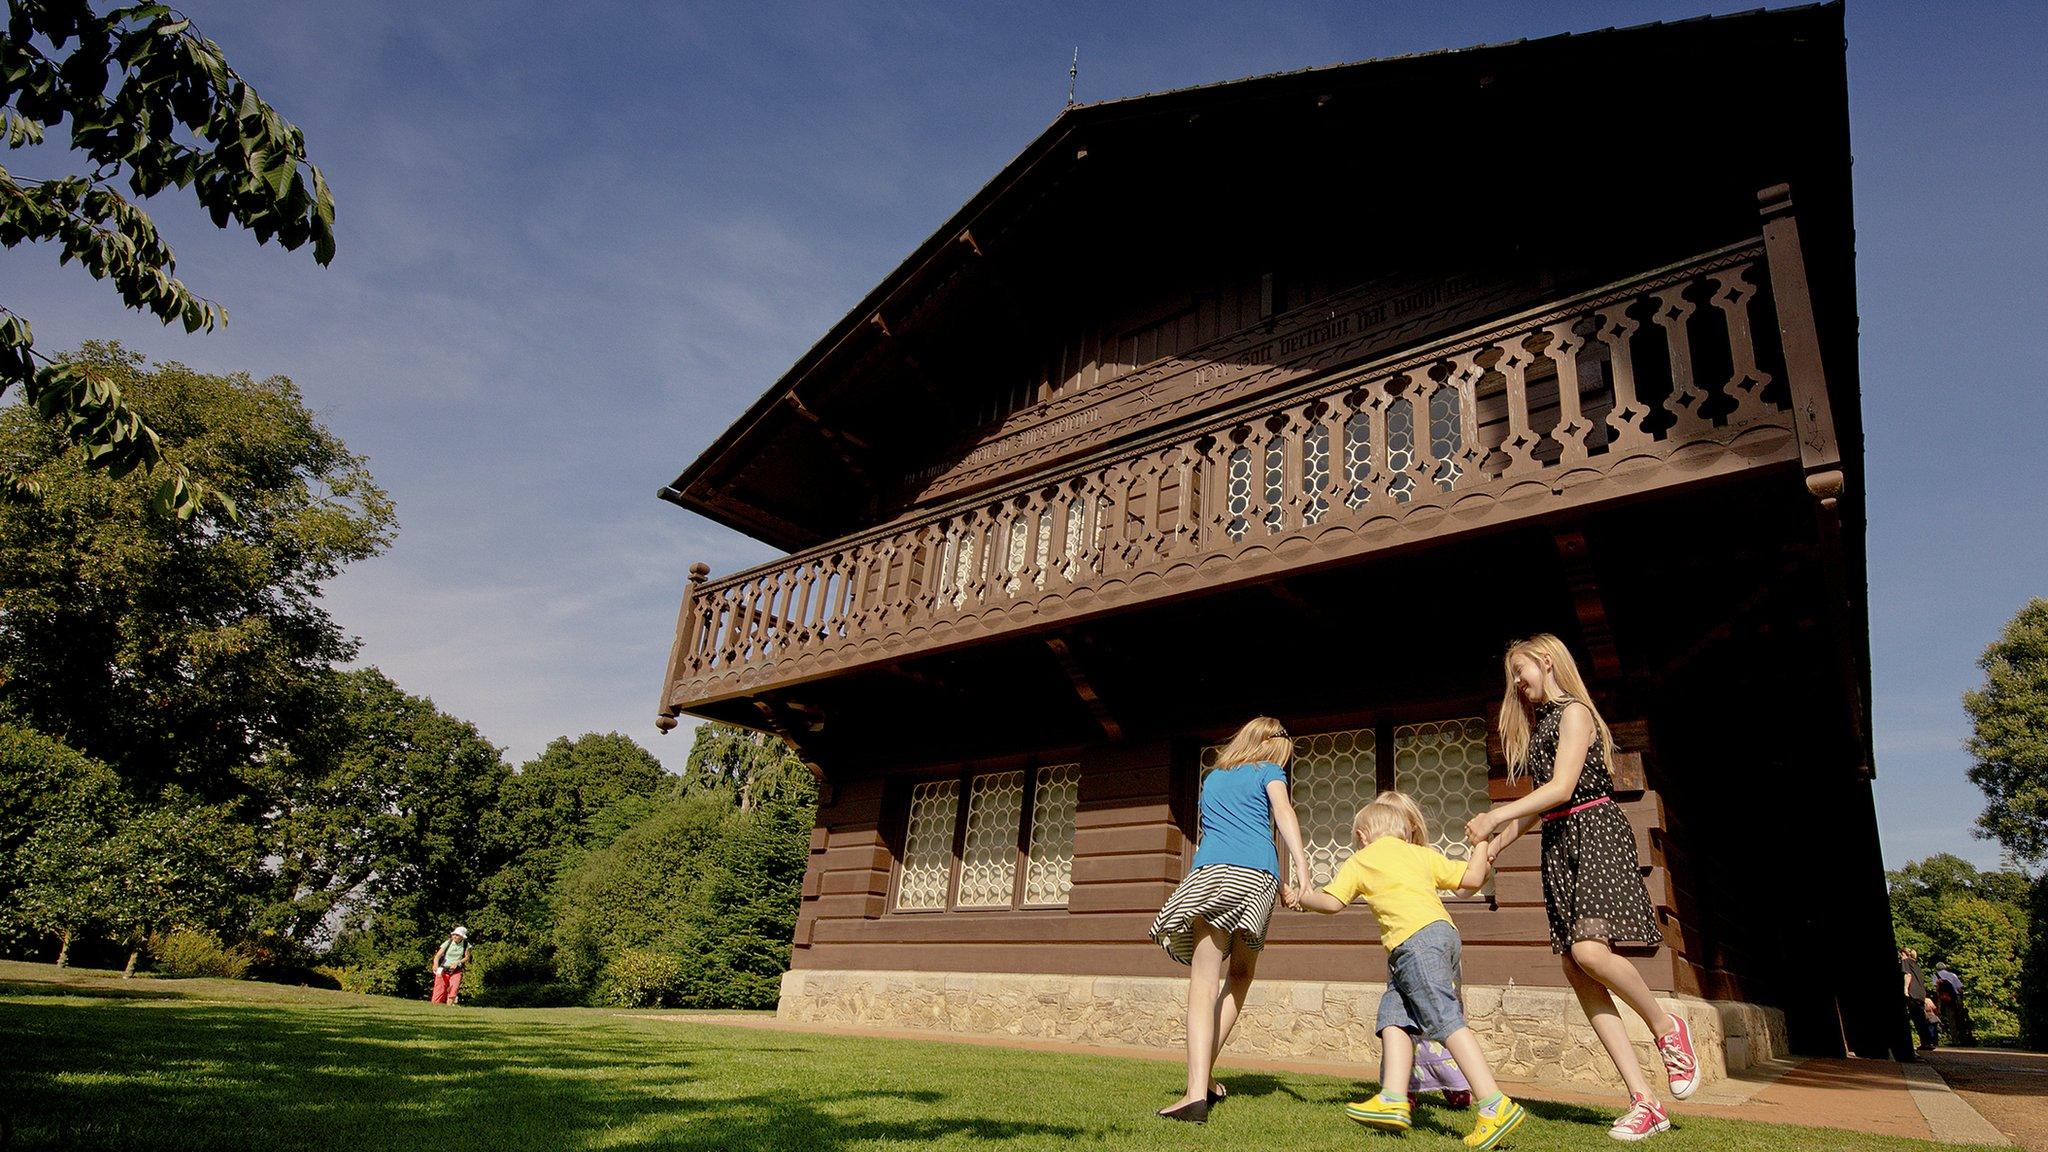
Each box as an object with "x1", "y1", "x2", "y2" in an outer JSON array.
[{"x1": 661, "y1": 3, "x2": 1849, "y2": 551}]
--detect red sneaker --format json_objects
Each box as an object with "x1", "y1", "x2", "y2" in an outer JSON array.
[
  {"x1": 1656, "y1": 1013, "x2": 1699, "y2": 1099},
  {"x1": 1609, "y1": 1093, "x2": 1671, "y2": 1142}
]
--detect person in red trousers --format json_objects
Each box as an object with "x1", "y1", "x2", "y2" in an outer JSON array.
[{"x1": 430, "y1": 926, "x2": 472, "y2": 1004}]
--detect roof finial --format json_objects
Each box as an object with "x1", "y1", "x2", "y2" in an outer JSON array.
[{"x1": 1067, "y1": 47, "x2": 1078, "y2": 107}]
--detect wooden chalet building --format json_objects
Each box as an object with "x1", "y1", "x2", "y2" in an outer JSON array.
[{"x1": 657, "y1": 4, "x2": 1900, "y2": 1081}]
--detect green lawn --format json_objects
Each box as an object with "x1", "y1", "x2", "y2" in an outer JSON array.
[{"x1": 0, "y1": 962, "x2": 1996, "y2": 1151}]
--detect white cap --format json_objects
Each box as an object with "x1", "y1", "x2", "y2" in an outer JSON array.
[{"x1": 452, "y1": 926, "x2": 469, "y2": 938}]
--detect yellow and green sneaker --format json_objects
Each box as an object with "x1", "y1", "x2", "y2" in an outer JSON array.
[
  {"x1": 1464, "y1": 1095, "x2": 1528, "y2": 1149},
  {"x1": 1345, "y1": 1094, "x2": 1413, "y2": 1132}
]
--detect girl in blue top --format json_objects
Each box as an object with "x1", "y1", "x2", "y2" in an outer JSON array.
[{"x1": 1149, "y1": 716, "x2": 1309, "y2": 1123}]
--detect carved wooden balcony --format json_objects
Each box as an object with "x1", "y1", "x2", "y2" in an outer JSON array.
[{"x1": 662, "y1": 234, "x2": 1831, "y2": 717}]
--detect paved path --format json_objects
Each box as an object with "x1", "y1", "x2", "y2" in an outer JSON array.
[
  {"x1": 1923, "y1": 1048, "x2": 2048, "y2": 1151},
  {"x1": 654, "y1": 1013, "x2": 2011, "y2": 1145}
]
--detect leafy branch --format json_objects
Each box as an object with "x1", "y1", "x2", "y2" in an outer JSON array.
[{"x1": 1, "y1": 0, "x2": 334, "y2": 518}]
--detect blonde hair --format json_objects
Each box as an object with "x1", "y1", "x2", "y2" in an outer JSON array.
[
  {"x1": 1498, "y1": 633, "x2": 1615, "y2": 782},
  {"x1": 1214, "y1": 716, "x2": 1294, "y2": 772},
  {"x1": 1354, "y1": 791, "x2": 1429, "y2": 847}
]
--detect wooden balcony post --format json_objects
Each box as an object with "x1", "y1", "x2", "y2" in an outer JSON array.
[
  {"x1": 1594, "y1": 302, "x2": 1651, "y2": 454},
  {"x1": 1757, "y1": 183, "x2": 1844, "y2": 507},
  {"x1": 1543, "y1": 322, "x2": 1591, "y2": 466},
  {"x1": 1650, "y1": 283, "x2": 1709, "y2": 440},
  {"x1": 1707, "y1": 262, "x2": 1776, "y2": 429},
  {"x1": 657, "y1": 561, "x2": 711, "y2": 733}
]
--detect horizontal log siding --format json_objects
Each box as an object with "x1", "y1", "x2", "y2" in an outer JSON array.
[{"x1": 790, "y1": 749, "x2": 1677, "y2": 992}]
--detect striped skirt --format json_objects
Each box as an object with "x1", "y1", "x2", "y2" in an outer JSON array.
[{"x1": 1148, "y1": 864, "x2": 1280, "y2": 966}]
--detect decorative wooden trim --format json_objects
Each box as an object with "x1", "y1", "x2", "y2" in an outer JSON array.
[
  {"x1": 656, "y1": 561, "x2": 710, "y2": 732},
  {"x1": 664, "y1": 244, "x2": 1801, "y2": 716},
  {"x1": 1757, "y1": 183, "x2": 1843, "y2": 508}
]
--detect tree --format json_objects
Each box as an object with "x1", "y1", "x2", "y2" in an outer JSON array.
[
  {"x1": 475, "y1": 732, "x2": 669, "y2": 955},
  {"x1": 17, "y1": 807, "x2": 115, "y2": 965},
  {"x1": 0, "y1": 342, "x2": 394, "y2": 805},
  {"x1": 0, "y1": 720, "x2": 120, "y2": 955},
  {"x1": 1964, "y1": 598, "x2": 2048, "y2": 866},
  {"x1": 546, "y1": 724, "x2": 816, "y2": 1009},
  {"x1": 100, "y1": 792, "x2": 249, "y2": 975},
  {"x1": 2025, "y1": 878, "x2": 2048, "y2": 1047},
  {"x1": 2, "y1": 0, "x2": 335, "y2": 517},
  {"x1": 1888, "y1": 854, "x2": 2034, "y2": 1044},
  {"x1": 684, "y1": 722, "x2": 814, "y2": 813},
  {"x1": 5, "y1": 728, "x2": 124, "y2": 965},
  {"x1": 550, "y1": 789, "x2": 732, "y2": 1003},
  {"x1": 308, "y1": 670, "x2": 510, "y2": 997}
]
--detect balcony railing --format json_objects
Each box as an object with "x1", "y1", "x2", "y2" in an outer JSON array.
[{"x1": 663, "y1": 238, "x2": 1807, "y2": 714}]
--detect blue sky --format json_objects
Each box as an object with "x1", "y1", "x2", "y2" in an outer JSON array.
[{"x1": 8, "y1": 1, "x2": 2043, "y2": 871}]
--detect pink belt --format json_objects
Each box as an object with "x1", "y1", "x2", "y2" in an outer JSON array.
[{"x1": 1542, "y1": 795, "x2": 1614, "y2": 823}]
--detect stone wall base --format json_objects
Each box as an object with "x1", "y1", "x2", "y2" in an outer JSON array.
[{"x1": 777, "y1": 968, "x2": 1788, "y2": 1090}]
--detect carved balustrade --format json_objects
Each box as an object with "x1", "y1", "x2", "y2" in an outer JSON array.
[{"x1": 662, "y1": 239, "x2": 1810, "y2": 714}]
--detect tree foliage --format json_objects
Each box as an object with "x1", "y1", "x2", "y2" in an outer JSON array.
[
  {"x1": 99, "y1": 791, "x2": 250, "y2": 973},
  {"x1": 1888, "y1": 854, "x2": 2033, "y2": 1043},
  {"x1": 1965, "y1": 599, "x2": 2048, "y2": 867},
  {"x1": 4, "y1": 724, "x2": 124, "y2": 964},
  {"x1": 546, "y1": 724, "x2": 816, "y2": 1009},
  {"x1": 475, "y1": 732, "x2": 669, "y2": 956},
  {"x1": 0, "y1": 720, "x2": 119, "y2": 953},
  {"x1": 302, "y1": 669, "x2": 511, "y2": 997},
  {"x1": 0, "y1": 342, "x2": 394, "y2": 803},
  {"x1": 684, "y1": 721, "x2": 815, "y2": 813},
  {"x1": 2, "y1": 0, "x2": 335, "y2": 516}
]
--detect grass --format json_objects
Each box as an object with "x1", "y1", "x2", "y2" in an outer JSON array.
[{"x1": 0, "y1": 960, "x2": 2000, "y2": 1152}]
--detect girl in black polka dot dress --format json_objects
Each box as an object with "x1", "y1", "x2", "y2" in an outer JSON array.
[{"x1": 1464, "y1": 635, "x2": 1699, "y2": 1142}]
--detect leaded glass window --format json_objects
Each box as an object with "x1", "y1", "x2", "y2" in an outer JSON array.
[
  {"x1": 893, "y1": 765, "x2": 1081, "y2": 912},
  {"x1": 1226, "y1": 446, "x2": 1252, "y2": 540},
  {"x1": 1394, "y1": 718, "x2": 1492, "y2": 893},
  {"x1": 1024, "y1": 764, "x2": 1081, "y2": 905},
  {"x1": 897, "y1": 780, "x2": 959, "y2": 910},
  {"x1": 1302, "y1": 421, "x2": 1330, "y2": 525},
  {"x1": 1429, "y1": 383, "x2": 1463, "y2": 492},
  {"x1": 1061, "y1": 498, "x2": 1086, "y2": 581},
  {"x1": 956, "y1": 771, "x2": 1024, "y2": 907},
  {"x1": 1263, "y1": 435, "x2": 1285, "y2": 533},
  {"x1": 1343, "y1": 411, "x2": 1372, "y2": 509},
  {"x1": 1386, "y1": 396, "x2": 1416, "y2": 503}
]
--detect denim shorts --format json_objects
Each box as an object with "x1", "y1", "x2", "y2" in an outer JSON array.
[{"x1": 1376, "y1": 920, "x2": 1467, "y2": 1042}]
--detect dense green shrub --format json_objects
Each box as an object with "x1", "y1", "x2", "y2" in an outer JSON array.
[
  {"x1": 314, "y1": 950, "x2": 410, "y2": 997},
  {"x1": 595, "y1": 948, "x2": 692, "y2": 1008},
  {"x1": 152, "y1": 928, "x2": 252, "y2": 980},
  {"x1": 464, "y1": 943, "x2": 578, "y2": 1007}
]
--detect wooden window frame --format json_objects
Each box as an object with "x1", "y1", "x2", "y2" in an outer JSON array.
[{"x1": 887, "y1": 758, "x2": 1079, "y2": 915}]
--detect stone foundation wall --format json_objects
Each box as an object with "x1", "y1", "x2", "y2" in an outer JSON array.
[{"x1": 777, "y1": 968, "x2": 1788, "y2": 1089}]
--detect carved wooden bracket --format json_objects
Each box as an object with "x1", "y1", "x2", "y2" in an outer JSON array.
[
  {"x1": 751, "y1": 698, "x2": 829, "y2": 784},
  {"x1": 1045, "y1": 634, "x2": 1123, "y2": 742},
  {"x1": 1553, "y1": 529, "x2": 1623, "y2": 683}
]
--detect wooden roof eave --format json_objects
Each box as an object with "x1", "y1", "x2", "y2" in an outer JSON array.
[
  {"x1": 662, "y1": 116, "x2": 1089, "y2": 551},
  {"x1": 660, "y1": 2, "x2": 1847, "y2": 553}
]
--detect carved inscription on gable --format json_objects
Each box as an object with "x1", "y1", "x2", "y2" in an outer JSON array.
[{"x1": 909, "y1": 269, "x2": 1544, "y2": 503}]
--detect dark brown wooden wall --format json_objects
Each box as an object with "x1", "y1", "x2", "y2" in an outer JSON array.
[{"x1": 788, "y1": 732, "x2": 1676, "y2": 992}]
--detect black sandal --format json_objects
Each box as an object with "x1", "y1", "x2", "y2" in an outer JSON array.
[
  {"x1": 1207, "y1": 1084, "x2": 1228, "y2": 1104},
  {"x1": 1157, "y1": 1099, "x2": 1209, "y2": 1124}
]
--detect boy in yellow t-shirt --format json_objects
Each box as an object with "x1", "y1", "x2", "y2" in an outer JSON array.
[{"x1": 1285, "y1": 792, "x2": 1526, "y2": 1149}]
